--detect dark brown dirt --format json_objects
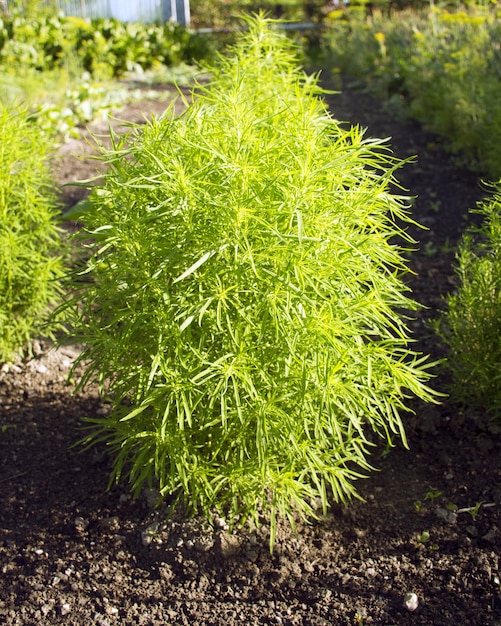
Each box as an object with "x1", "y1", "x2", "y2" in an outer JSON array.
[{"x1": 2, "y1": 77, "x2": 501, "y2": 626}]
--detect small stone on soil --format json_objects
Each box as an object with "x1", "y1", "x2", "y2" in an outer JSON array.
[{"x1": 403, "y1": 592, "x2": 419, "y2": 612}]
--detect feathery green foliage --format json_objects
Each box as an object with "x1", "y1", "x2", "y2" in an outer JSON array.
[
  {"x1": 0, "y1": 103, "x2": 65, "y2": 362},
  {"x1": 63, "y1": 16, "x2": 437, "y2": 546},
  {"x1": 435, "y1": 182, "x2": 501, "y2": 418}
]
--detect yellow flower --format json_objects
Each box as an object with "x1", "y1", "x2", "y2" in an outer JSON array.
[
  {"x1": 326, "y1": 9, "x2": 345, "y2": 21},
  {"x1": 65, "y1": 16, "x2": 91, "y2": 30}
]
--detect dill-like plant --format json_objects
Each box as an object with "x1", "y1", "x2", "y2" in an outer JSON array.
[
  {"x1": 63, "y1": 16, "x2": 437, "y2": 547},
  {"x1": 0, "y1": 104, "x2": 65, "y2": 362},
  {"x1": 436, "y1": 182, "x2": 501, "y2": 418}
]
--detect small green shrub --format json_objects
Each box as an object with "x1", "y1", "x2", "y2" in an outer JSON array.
[
  {"x1": 435, "y1": 182, "x2": 501, "y2": 418},
  {"x1": 64, "y1": 16, "x2": 436, "y2": 544},
  {"x1": 0, "y1": 104, "x2": 65, "y2": 362}
]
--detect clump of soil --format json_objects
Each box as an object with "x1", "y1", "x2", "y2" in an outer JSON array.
[{"x1": 1, "y1": 78, "x2": 501, "y2": 626}]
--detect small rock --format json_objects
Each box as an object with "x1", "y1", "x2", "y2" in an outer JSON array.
[
  {"x1": 194, "y1": 538, "x2": 214, "y2": 553},
  {"x1": 74, "y1": 516, "x2": 89, "y2": 532},
  {"x1": 435, "y1": 507, "x2": 457, "y2": 524},
  {"x1": 247, "y1": 533, "x2": 258, "y2": 546},
  {"x1": 105, "y1": 605, "x2": 119, "y2": 616},
  {"x1": 213, "y1": 516, "x2": 229, "y2": 530},
  {"x1": 159, "y1": 564, "x2": 175, "y2": 582},
  {"x1": 313, "y1": 588, "x2": 332, "y2": 602},
  {"x1": 31, "y1": 340, "x2": 43, "y2": 356},
  {"x1": 60, "y1": 602, "x2": 71, "y2": 616},
  {"x1": 466, "y1": 525, "x2": 478, "y2": 537},
  {"x1": 41, "y1": 602, "x2": 54, "y2": 616},
  {"x1": 219, "y1": 533, "x2": 242, "y2": 558},
  {"x1": 482, "y1": 528, "x2": 497, "y2": 543},
  {"x1": 403, "y1": 592, "x2": 419, "y2": 612},
  {"x1": 246, "y1": 548, "x2": 258, "y2": 562}
]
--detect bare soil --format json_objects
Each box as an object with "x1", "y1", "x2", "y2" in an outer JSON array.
[{"x1": 1, "y1": 77, "x2": 501, "y2": 626}]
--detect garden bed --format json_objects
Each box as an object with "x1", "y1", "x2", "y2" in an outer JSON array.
[{"x1": 1, "y1": 78, "x2": 500, "y2": 625}]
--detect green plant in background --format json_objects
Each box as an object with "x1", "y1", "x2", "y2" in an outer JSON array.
[
  {"x1": 0, "y1": 8, "x2": 215, "y2": 140},
  {"x1": 0, "y1": 104, "x2": 65, "y2": 362},
  {"x1": 435, "y1": 182, "x2": 501, "y2": 418},
  {"x1": 324, "y1": 4, "x2": 501, "y2": 179},
  {"x1": 0, "y1": 11, "x2": 213, "y2": 79},
  {"x1": 26, "y1": 77, "x2": 179, "y2": 142},
  {"x1": 189, "y1": 0, "x2": 324, "y2": 29},
  {"x1": 62, "y1": 15, "x2": 437, "y2": 547}
]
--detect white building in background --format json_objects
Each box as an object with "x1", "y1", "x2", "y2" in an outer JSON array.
[{"x1": 4, "y1": 0, "x2": 191, "y2": 25}]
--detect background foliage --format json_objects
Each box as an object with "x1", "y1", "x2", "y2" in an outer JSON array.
[
  {"x1": 0, "y1": 4, "x2": 212, "y2": 139},
  {"x1": 324, "y1": 3, "x2": 501, "y2": 179},
  {"x1": 4, "y1": 1, "x2": 500, "y2": 180},
  {"x1": 0, "y1": 104, "x2": 65, "y2": 362},
  {"x1": 0, "y1": 10, "x2": 210, "y2": 78}
]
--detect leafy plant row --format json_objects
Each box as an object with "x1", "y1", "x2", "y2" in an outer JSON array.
[
  {"x1": 324, "y1": 4, "x2": 501, "y2": 179},
  {"x1": 0, "y1": 10, "x2": 211, "y2": 79},
  {"x1": 189, "y1": 0, "x2": 324, "y2": 29},
  {"x1": 436, "y1": 184, "x2": 501, "y2": 417}
]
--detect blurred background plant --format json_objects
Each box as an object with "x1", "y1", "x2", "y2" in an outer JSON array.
[
  {"x1": 4, "y1": 0, "x2": 500, "y2": 177},
  {"x1": 0, "y1": 2, "x2": 213, "y2": 139},
  {"x1": 323, "y1": 2, "x2": 501, "y2": 179},
  {"x1": 0, "y1": 104, "x2": 66, "y2": 362}
]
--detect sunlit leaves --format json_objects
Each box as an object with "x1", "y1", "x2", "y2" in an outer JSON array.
[
  {"x1": 0, "y1": 104, "x2": 65, "y2": 362},
  {"x1": 63, "y1": 15, "x2": 437, "y2": 547}
]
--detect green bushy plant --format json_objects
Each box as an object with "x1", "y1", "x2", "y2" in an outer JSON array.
[
  {"x1": 435, "y1": 182, "x2": 501, "y2": 418},
  {"x1": 63, "y1": 16, "x2": 436, "y2": 545},
  {"x1": 0, "y1": 104, "x2": 65, "y2": 362}
]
